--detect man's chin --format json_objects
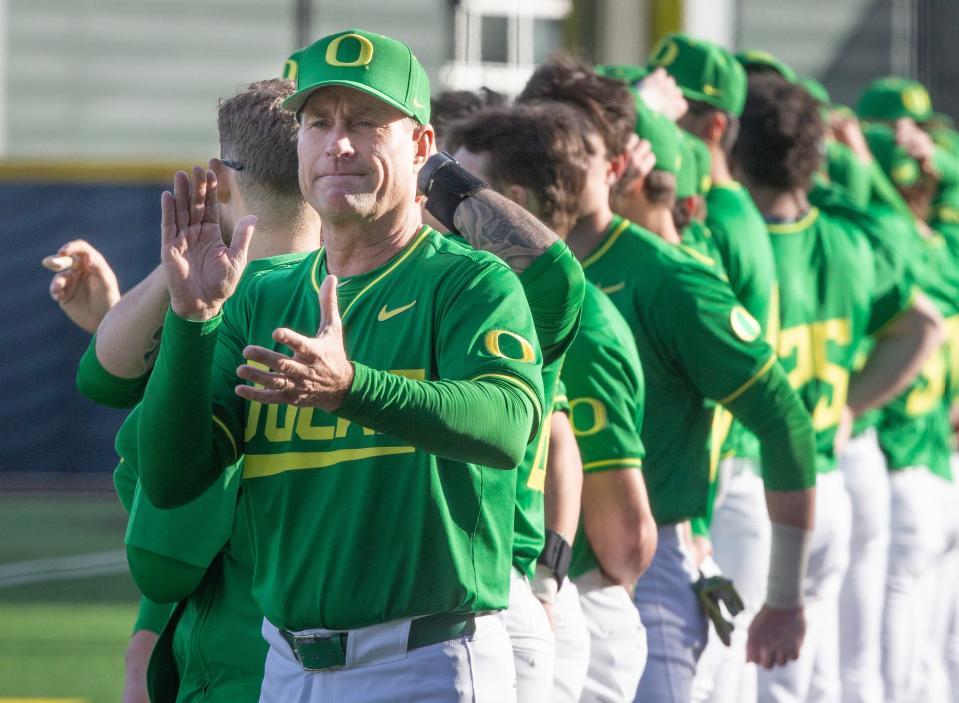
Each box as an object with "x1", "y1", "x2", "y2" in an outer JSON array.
[{"x1": 313, "y1": 192, "x2": 377, "y2": 220}]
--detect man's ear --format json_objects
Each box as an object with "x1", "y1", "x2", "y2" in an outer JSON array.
[
  {"x1": 504, "y1": 184, "x2": 531, "y2": 209},
  {"x1": 608, "y1": 151, "x2": 630, "y2": 185},
  {"x1": 413, "y1": 124, "x2": 436, "y2": 168},
  {"x1": 209, "y1": 158, "x2": 231, "y2": 205},
  {"x1": 705, "y1": 112, "x2": 728, "y2": 147}
]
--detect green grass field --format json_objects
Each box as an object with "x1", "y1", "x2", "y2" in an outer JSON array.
[{"x1": 0, "y1": 493, "x2": 141, "y2": 702}]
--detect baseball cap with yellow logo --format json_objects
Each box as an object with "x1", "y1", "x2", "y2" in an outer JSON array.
[
  {"x1": 595, "y1": 64, "x2": 650, "y2": 86},
  {"x1": 633, "y1": 98, "x2": 682, "y2": 179},
  {"x1": 282, "y1": 29, "x2": 431, "y2": 124},
  {"x1": 862, "y1": 123, "x2": 921, "y2": 188},
  {"x1": 281, "y1": 49, "x2": 304, "y2": 81},
  {"x1": 735, "y1": 49, "x2": 799, "y2": 83},
  {"x1": 856, "y1": 76, "x2": 932, "y2": 123},
  {"x1": 648, "y1": 33, "x2": 747, "y2": 116}
]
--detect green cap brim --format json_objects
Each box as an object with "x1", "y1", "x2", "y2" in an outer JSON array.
[{"x1": 282, "y1": 80, "x2": 422, "y2": 122}]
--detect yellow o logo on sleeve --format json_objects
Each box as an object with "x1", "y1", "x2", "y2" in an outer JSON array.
[
  {"x1": 730, "y1": 306, "x2": 761, "y2": 343},
  {"x1": 484, "y1": 330, "x2": 537, "y2": 363},
  {"x1": 569, "y1": 398, "x2": 608, "y2": 437},
  {"x1": 325, "y1": 34, "x2": 375, "y2": 68}
]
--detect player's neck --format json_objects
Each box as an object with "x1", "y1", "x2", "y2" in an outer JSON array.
[
  {"x1": 707, "y1": 147, "x2": 733, "y2": 184},
  {"x1": 750, "y1": 187, "x2": 810, "y2": 222},
  {"x1": 321, "y1": 205, "x2": 423, "y2": 278},
  {"x1": 247, "y1": 208, "x2": 322, "y2": 261},
  {"x1": 636, "y1": 207, "x2": 681, "y2": 244},
  {"x1": 566, "y1": 202, "x2": 615, "y2": 261}
]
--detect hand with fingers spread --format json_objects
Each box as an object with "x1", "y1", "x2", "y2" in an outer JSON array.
[
  {"x1": 235, "y1": 276, "x2": 354, "y2": 411},
  {"x1": 161, "y1": 167, "x2": 256, "y2": 321},
  {"x1": 746, "y1": 603, "x2": 805, "y2": 669},
  {"x1": 44, "y1": 239, "x2": 121, "y2": 333}
]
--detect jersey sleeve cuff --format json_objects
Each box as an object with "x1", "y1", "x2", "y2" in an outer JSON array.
[{"x1": 163, "y1": 306, "x2": 223, "y2": 338}]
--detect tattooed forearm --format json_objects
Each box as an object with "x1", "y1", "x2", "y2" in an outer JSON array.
[
  {"x1": 452, "y1": 189, "x2": 559, "y2": 273},
  {"x1": 140, "y1": 325, "x2": 164, "y2": 372}
]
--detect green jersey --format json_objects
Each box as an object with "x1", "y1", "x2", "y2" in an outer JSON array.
[
  {"x1": 877, "y1": 217, "x2": 958, "y2": 477},
  {"x1": 705, "y1": 182, "x2": 780, "y2": 465},
  {"x1": 932, "y1": 203, "x2": 959, "y2": 405},
  {"x1": 90, "y1": 254, "x2": 308, "y2": 701},
  {"x1": 562, "y1": 284, "x2": 645, "y2": 578},
  {"x1": 767, "y1": 204, "x2": 914, "y2": 473},
  {"x1": 138, "y1": 227, "x2": 544, "y2": 631},
  {"x1": 680, "y1": 220, "x2": 728, "y2": 280},
  {"x1": 511, "y1": 241, "x2": 584, "y2": 578},
  {"x1": 581, "y1": 216, "x2": 813, "y2": 524}
]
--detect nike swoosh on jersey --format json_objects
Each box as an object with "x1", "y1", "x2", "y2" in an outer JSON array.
[
  {"x1": 599, "y1": 282, "x2": 626, "y2": 294},
  {"x1": 377, "y1": 301, "x2": 417, "y2": 321}
]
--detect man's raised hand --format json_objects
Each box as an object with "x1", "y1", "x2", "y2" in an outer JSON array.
[
  {"x1": 161, "y1": 167, "x2": 255, "y2": 320},
  {"x1": 44, "y1": 239, "x2": 121, "y2": 333},
  {"x1": 235, "y1": 276, "x2": 355, "y2": 411}
]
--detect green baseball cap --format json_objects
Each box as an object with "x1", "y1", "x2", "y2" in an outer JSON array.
[
  {"x1": 735, "y1": 49, "x2": 799, "y2": 83},
  {"x1": 633, "y1": 98, "x2": 682, "y2": 178},
  {"x1": 675, "y1": 133, "x2": 699, "y2": 198},
  {"x1": 282, "y1": 29, "x2": 431, "y2": 124},
  {"x1": 595, "y1": 64, "x2": 649, "y2": 86},
  {"x1": 856, "y1": 76, "x2": 932, "y2": 123},
  {"x1": 863, "y1": 124, "x2": 921, "y2": 187},
  {"x1": 648, "y1": 33, "x2": 747, "y2": 116},
  {"x1": 800, "y1": 77, "x2": 831, "y2": 107},
  {"x1": 683, "y1": 130, "x2": 712, "y2": 195},
  {"x1": 281, "y1": 49, "x2": 304, "y2": 81}
]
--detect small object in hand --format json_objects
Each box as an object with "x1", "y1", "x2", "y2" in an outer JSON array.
[
  {"x1": 693, "y1": 573, "x2": 745, "y2": 647},
  {"x1": 42, "y1": 255, "x2": 76, "y2": 272}
]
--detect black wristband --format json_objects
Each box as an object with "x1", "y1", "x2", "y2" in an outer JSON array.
[
  {"x1": 537, "y1": 529, "x2": 573, "y2": 585},
  {"x1": 417, "y1": 152, "x2": 487, "y2": 233}
]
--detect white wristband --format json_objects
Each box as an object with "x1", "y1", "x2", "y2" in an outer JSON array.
[
  {"x1": 530, "y1": 563, "x2": 559, "y2": 604},
  {"x1": 765, "y1": 522, "x2": 811, "y2": 609}
]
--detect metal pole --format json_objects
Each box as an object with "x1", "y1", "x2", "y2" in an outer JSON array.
[{"x1": 295, "y1": 0, "x2": 312, "y2": 50}]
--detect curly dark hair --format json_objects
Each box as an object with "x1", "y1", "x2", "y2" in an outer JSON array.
[
  {"x1": 430, "y1": 88, "x2": 506, "y2": 150},
  {"x1": 517, "y1": 52, "x2": 636, "y2": 158},
  {"x1": 732, "y1": 73, "x2": 824, "y2": 192},
  {"x1": 445, "y1": 102, "x2": 590, "y2": 233}
]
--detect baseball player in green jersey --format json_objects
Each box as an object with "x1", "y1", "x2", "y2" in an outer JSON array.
[
  {"x1": 519, "y1": 54, "x2": 818, "y2": 703},
  {"x1": 450, "y1": 100, "x2": 659, "y2": 702},
  {"x1": 647, "y1": 36, "x2": 787, "y2": 703},
  {"x1": 733, "y1": 72, "x2": 942, "y2": 703},
  {"x1": 50, "y1": 79, "x2": 322, "y2": 702},
  {"x1": 438, "y1": 102, "x2": 589, "y2": 703},
  {"x1": 134, "y1": 29, "x2": 554, "y2": 702},
  {"x1": 860, "y1": 124, "x2": 959, "y2": 703},
  {"x1": 448, "y1": 102, "x2": 593, "y2": 703}
]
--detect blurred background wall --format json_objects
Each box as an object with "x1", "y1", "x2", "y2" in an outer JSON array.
[{"x1": 1, "y1": 0, "x2": 954, "y2": 478}]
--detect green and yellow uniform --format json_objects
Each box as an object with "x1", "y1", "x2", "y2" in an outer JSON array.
[
  {"x1": 705, "y1": 181, "x2": 780, "y2": 469},
  {"x1": 767, "y1": 204, "x2": 914, "y2": 473},
  {"x1": 79, "y1": 253, "x2": 308, "y2": 701},
  {"x1": 136, "y1": 227, "x2": 544, "y2": 631},
  {"x1": 581, "y1": 215, "x2": 815, "y2": 525},
  {"x1": 510, "y1": 241, "x2": 585, "y2": 578},
  {"x1": 562, "y1": 283, "x2": 645, "y2": 578},
  {"x1": 876, "y1": 217, "x2": 959, "y2": 478}
]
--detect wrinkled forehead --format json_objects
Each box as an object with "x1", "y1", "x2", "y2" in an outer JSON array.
[{"x1": 301, "y1": 85, "x2": 410, "y2": 123}]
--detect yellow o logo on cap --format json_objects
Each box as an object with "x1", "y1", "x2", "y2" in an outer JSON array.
[
  {"x1": 902, "y1": 86, "x2": 930, "y2": 116},
  {"x1": 484, "y1": 330, "x2": 536, "y2": 363},
  {"x1": 652, "y1": 40, "x2": 679, "y2": 68},
  {"x1": 282, "y1": 59, "x2": 298, "y2": 81},
  {"x1": 325, "y1": 34, "x2": 375, "y2": 68}
]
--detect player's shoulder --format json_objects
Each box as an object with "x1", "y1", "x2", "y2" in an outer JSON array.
[
  {"x1": 418, "y1": 228, "x2": 521, "y2": 291},
  {"x1": 237, "y1": 251, "x2": 312, "y2": 291},
  {"x1": 573, "y1": 283, "x2": 640, "y2": 364}
]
